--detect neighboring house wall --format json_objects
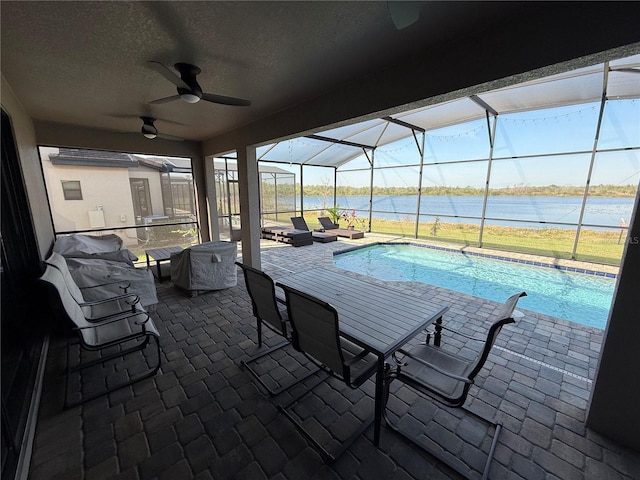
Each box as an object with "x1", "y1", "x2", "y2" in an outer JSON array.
[{"x1": 40, "y1": 147, "x2": 137, "y2": 243}]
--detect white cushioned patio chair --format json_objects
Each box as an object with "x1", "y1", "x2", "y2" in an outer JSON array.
[
  {"x1": 276, "y1": 283, "x2": 378, "y2": 462},
  {"x1": 236, "y1": 262, "x2": 319, "y2": 396},
  {"x1": 383, "y1": 291, "x2": 526, "y2": 480},
  {"x1": 39, "y1": 264, "x2": 161, "y2": 408}
]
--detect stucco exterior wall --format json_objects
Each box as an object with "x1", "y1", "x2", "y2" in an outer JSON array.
[{"x1": 40, "y1": 147, "x2": 138, "y2": 245}]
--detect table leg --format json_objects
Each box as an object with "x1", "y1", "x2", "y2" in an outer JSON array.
[
  {"x1": 374, "y1": 355, "x2": 385, "y2": 446},
  {"x1": 434, "y1": 316, "x2": 443, "y2": 347},
  {"x1": 156, "y1": 261, "x2": 163, "y2": 282}
]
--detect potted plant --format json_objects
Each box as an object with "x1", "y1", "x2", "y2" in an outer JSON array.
[
  {"x1": 341, "y1": 209, "x2": 365, "y2": 230},
  {"x1": 324, "y1": 205, "x2": 341, "y2": 228}
]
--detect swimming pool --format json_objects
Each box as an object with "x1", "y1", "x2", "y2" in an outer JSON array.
[{"x1": 333, "y1": 244, "x2": 616, "y2": 329}]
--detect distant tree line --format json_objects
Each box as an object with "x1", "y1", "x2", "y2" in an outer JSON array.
[{"x1": 296, "y1": 184, "x2": 637, "y2": 197}]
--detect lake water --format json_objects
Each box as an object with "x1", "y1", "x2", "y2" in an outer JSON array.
[{"x1": 301, "y1": 195, "x2": 634, "y2": 230}]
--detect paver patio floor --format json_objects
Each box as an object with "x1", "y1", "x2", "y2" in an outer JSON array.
[{"x1": 28, "y1": 235, "x2": 640, "y2": 479}]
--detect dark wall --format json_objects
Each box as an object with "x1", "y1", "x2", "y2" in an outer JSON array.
[
  {"x1": 587, "y1": 192, "x2": 640, "y2": 451},
  {"x1": 1, "y1": 109, "x2": 48, "y2": 480}
]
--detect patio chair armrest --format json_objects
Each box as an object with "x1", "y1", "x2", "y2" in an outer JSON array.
[
  {"x1": 437, "y1": 325, "x2": 484, "y2": 342},
  {"x1": 79, "y1": 293, "x2": 140, "y2": 308},
  {"x1": 343, "y1": 346, "x2": 373, "y2": 366},
  {"x1": 397, "y1": 348, "x2": 473, "y2": 384},
  {"x1": 80, "y1": 280, "x2": 131, "y2": 292},
  {"x1": 133, "y1": 312, "x2": 152, "y2": 326},
  {"x1": 75, "y1": 310, "x2": 149, "y2": 329},
  {"x1": 275, "y1": 286, "x2": 286, "y2": 305}
]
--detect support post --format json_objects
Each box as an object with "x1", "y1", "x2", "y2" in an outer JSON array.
[
  {"x1": 415, "y1": 130, "x2": 426, "y2": 238},
  {"x1": 300, "y1": 164, "x2": 304, "y2": 217},
  {"x1": 204, "y1": 156, "x2": 219, "y2": 242},
  {"x1": 368, "y1": 148, "x2": 375, "y2": 232},
  {"x1": 572, "y1": 62, "x2": 609, "y2": 260},
  {"x1": 237, "y1": 145, "x2": 261, "y2": 269},
  {"x1": 479, "y1": 113, "x2": 498, "y2": 248},
  {"x1": 333, "y1": 167, "x2": 337, "y2": 210}
]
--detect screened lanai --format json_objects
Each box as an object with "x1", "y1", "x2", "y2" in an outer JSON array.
[
  {"x1": 212, "y1": 159, "x2": 295, "y2": 241},
  {"x1": 249, "y1": 54, "x2": 640, "y2": 265}
]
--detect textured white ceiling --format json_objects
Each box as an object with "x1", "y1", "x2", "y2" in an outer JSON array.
[
  {"x1": 2, "y1": 1, "x2": 639, "y2": 149},
  {"x1": 0, "y1": 1, "x2": 525, "y2": 142}
]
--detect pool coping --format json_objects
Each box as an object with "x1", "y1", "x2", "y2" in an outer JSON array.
[{"x1": 333, "y1": 239, "x2": 619, "y2": 278}]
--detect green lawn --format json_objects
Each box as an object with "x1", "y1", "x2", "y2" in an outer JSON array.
[{"x1": 370, "y1": 219, "x2": 625, "y2": 265}]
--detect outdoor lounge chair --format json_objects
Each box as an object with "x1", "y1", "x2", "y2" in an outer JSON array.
[
  {"x1": 290, "y1": 216, "x2": 337, "y2": 243},
  {"x1": 236, "y1": 262, "x2": 319, "y2": 395},
  {"x1": 39, "y1": 264, "x2": 161, "y2": 408},
  {"x1": 261, "y1": 226, "x2": 313, "y2": 247},
  {"x1": 383, "y1": 291, "x2": 527, "y2": 480},
  {"x1": 276, "y1": 283, "x2": 378, "y2": 462},
  {"x1": 318, "y1": 216, "x2": 365, "y2": 239}
]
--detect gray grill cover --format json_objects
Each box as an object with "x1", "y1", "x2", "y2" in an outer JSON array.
[{"x1": 170, "y1": 241, "x2": 237, "y2": 291}]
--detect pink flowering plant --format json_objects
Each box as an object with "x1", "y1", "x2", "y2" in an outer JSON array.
[{"x1": 341, "y1": 209, "x2": 365, "y2": 229}]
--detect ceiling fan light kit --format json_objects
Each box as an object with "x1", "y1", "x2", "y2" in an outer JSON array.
[
  {"x1": 175, "y1": 63, "x2": 203, "y2": 103},
  {"x1": 140, "y1": 116, "x2": 158, "y2": 139},
  {"x1": 148, "y1": 61, "x2": 251, "y2": 107},
  {"x1": 179, "y1": 92, "x2": 201, "y2": 104}
]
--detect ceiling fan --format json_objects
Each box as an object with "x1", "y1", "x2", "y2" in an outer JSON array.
[
  {"x1": 139, "y1": 116, "x2": 183, "y2": 141},
  {"x1": 147, "y1": 61, "x2": 251, "y2": 106}
]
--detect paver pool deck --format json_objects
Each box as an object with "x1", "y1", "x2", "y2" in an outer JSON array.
[{"x1": 28, "y1": 233, "x2": 639, "y2": 480}]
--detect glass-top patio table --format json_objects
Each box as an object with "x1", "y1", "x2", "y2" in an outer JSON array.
[{"x1": 276, "y1": 268, "x2": 449, "y2": 446}]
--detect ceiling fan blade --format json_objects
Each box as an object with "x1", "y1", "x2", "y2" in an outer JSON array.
[
  {"x1": 202, "y1": 92, "x2": 251, "y2": 106},
  {"x1": 147, "y1": 61, "x2": 190, "y2": 89},
  {"x1": 157, "y1": 133, "x2": 185, "y2": 142},
  {"x1": 149, "y1": 95, "x2": 181, "y2": 105},
  {"x1": 611, "y1": 67, "x2": 640, "y2": 74}
]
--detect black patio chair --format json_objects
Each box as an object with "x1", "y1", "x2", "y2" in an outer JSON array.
[
  {"x1": 277, "y1": 283, "x2": 378, "y2": 462},
  {"x1": 383, "y1": 291, "x2": 527, "y2": 480},
  {"x1": 236, "y1": 262, "x2": 319, "y2": 396}
]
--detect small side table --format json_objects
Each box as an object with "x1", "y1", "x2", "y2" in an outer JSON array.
[{"x1": 145, "y1": 246, "x2": 184, "y2": 282}]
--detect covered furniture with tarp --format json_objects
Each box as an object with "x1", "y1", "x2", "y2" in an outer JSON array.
[
  {"x1": 53, "y1": 234, "x2": 158, "y2": 307},
  {"x1": 170, "y1": 241, "x2": 237, "y2": 294},
  {"x1": 53, "y1": 233, "x2": 136, "y2": 261}
]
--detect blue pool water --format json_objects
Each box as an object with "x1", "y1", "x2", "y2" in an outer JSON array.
[{"x1": 333, "y1": 244, "x2": 616, "y2": 329}]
